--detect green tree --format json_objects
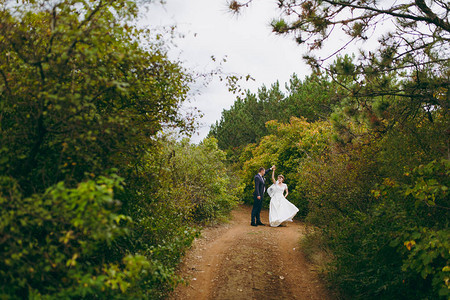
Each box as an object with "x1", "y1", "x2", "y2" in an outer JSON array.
[
  {"x1": 153, "y1": 136, "x2": 240, "y2": 224},
  {"x1": 285, "y1": 73, "x2": 341, "y2": 122},
  {"x1": 229, "y1": 1, "x2": 449, "y2": 71},
  {"x1": 0, "y1": 0, "x2": 194, "y2": 195},
  {"x1": 228, "y1": 0, "x2": 449, "y2": 141},
  {"x1": 0, "y1": 1, "x2": 210, "y2": 298},
  {"x1": 209, "y1": 73, "x2": 339, "y2": 161},
  {"x1": 209, "y1": 92, "x2": 265, "y2": 150},
  {"x1": 225, "y1": 3, "x2": 449, "y2": 297}
]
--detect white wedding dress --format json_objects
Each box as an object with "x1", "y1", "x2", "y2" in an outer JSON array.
[{"x1": 268, "y1": 182, "x2": 299, "y2": 227}]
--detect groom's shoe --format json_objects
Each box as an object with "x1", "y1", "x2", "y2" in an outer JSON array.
[
  {"x1": 250, "y1": 222, "x2": 257, "y2": 226},
  {"x1": 256, "y1": 222, "x2": 266, "y2": 226}
]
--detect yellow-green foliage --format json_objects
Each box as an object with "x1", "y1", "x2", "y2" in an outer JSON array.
[{"x1": 240, "y1": 117, "x2": 332, "y2": 217}]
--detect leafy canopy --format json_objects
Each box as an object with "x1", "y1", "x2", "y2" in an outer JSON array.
[{"x1": 0, "y1": 0, "x2": 194, "y2": 194}]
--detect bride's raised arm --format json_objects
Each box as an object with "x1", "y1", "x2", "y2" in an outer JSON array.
[{"x1": 271, "y1": 167, "x2": 276, "y2": 184}]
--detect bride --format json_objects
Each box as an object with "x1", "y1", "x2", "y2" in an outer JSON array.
[{"x1": 267, "y1": 167, "x2": 299, "y2": 227}]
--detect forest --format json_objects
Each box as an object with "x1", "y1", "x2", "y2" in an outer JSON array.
[{"x1": 0, "y1": 0, "x2": 448, "y2": 299}]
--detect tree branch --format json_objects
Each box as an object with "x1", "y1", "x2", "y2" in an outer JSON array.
[
  {"x1": 323, "y1": 0, "x2": 450, "y2": 32},
  {"x1": 62, "y1": 0, "x2": 111, "y2": 66},
  {"x1": 415, "y1": 0, "x2": 450, "y2": 32},
  {"x1": 0, "y1": 69, "x2": 12, "y2": 95}
]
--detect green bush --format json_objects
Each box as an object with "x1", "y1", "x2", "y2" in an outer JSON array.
[
  {"x1": 0, "y1": 134, "x2": 241, "y2": 299},
  {"x1": 0, "y1": 175, "x2": 160, "y2": 298},
  {"x1": 324, "y1": 159, "x2": 449, "y2": 299},
  {"x1": 301, "y1": 143, "x2": 380, "y2": 227},
  {"x1": 155, "y1": 137, "x2": 240, "y2": 224}
]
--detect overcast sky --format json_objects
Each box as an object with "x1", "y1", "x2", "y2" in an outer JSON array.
[{"x1": 145, "y1": 0, "x2": 321, "y2": 142}]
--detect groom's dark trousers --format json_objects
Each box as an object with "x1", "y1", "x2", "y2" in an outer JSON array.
[{"x1": 251, "y1": 168, "x2": 270, "y2": 225}]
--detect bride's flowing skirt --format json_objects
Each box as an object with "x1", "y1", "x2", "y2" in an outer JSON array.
[{"x1": 268, "y1": 186, "x2": 299, "y2": 227}]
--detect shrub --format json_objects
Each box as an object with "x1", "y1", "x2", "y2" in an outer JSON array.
[
  {"x1": 0, "y1": 175, "x2": 161, "y2": 298},
  {"x1": 324, "y1": 159, "x2": 449, "y2": 299}
]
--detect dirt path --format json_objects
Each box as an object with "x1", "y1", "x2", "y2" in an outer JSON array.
[{"x1": 169, "y1": 205, "x2": 335, "y2": 300}]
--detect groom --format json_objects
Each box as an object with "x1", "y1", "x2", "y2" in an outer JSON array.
[{"x1": 251, "y1": 165, "x2": 274, "y2": 226}]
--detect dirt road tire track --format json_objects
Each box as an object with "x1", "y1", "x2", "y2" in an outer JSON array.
[{"x1": 169, "y1": 204, "x2": 334, "y2": 300}]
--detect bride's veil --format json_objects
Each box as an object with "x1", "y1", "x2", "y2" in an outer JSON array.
[{"x1": 267, "y1": 184, "x2": 276, "y2": 198}]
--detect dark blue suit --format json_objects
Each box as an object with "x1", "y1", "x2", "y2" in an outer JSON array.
[{"x1": 251, "y1": 168, "x2": 270, "y2": 225}]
